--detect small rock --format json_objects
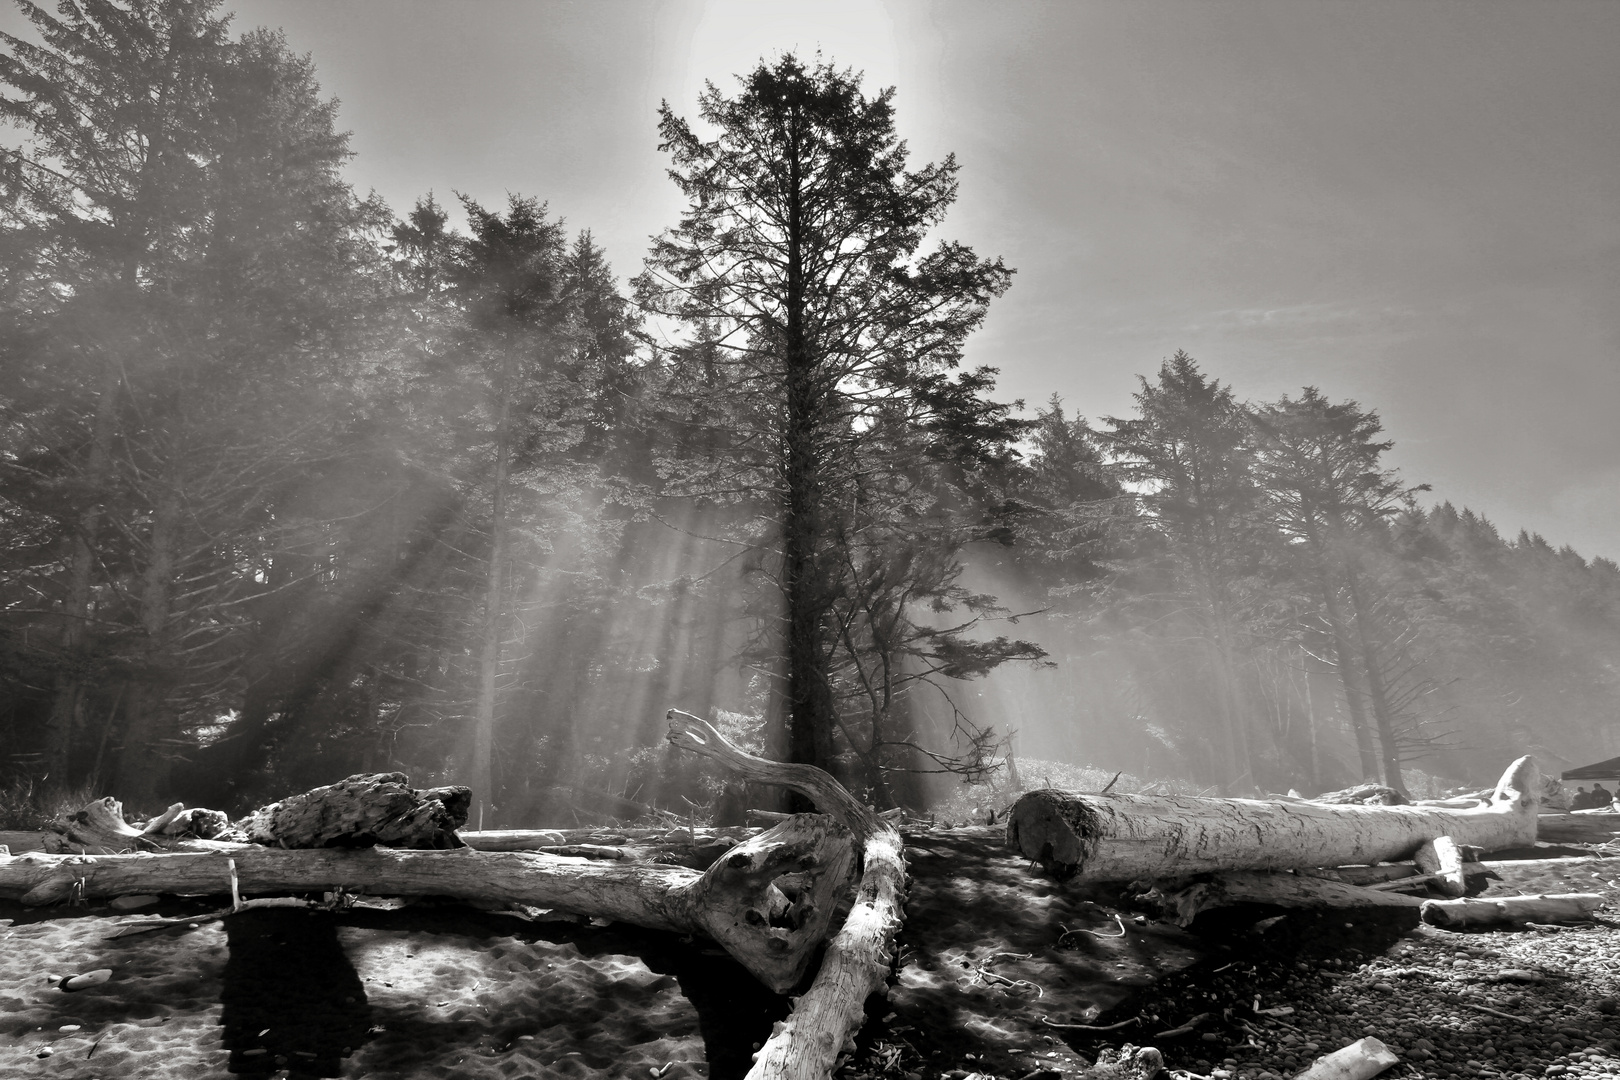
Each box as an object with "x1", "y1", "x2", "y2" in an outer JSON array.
[{"x1": 61, "y1": 969, "x2": 112, "y2": 992}]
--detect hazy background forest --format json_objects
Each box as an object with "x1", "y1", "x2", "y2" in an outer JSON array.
[{"x1": 3, "y1": 1, "x2": 1617, "y2": 827}]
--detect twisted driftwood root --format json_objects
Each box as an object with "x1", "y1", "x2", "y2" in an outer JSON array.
[
  {"x1": 666, "y1": 709, "x2": 906, "y2": 1080},
  {"x1": 1008, "y1": 756, "x2": 1541, "y2": 882}
]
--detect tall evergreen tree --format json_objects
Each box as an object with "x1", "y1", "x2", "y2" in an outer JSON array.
[
  {"x1": 1251, "y1": 387, "x2": 1427, "y2": 792},
  {"x1": 635, "y1": 54, "x2": 1029, "y2": 793},
  {"x1": 1103, "y1": 351, "x2": 1272, "y2": 789},
  {"x1": 1, "y1": 1, "x2": 386, "y2": 804}
]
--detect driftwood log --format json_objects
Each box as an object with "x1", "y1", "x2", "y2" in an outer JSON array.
[
  {"x1": 0, "y1": 812, "x2": 854, "y2": 993},
  {"x1": 666, "y1": 710, "x2": 906, "y2": 1080},
  {"x1": 1140, "y1": 872, "x2": 1426, "y2": 926},
  {"x1": 0, "y1": 750, "x2": 874, "y2": 996},
  {"x1": 1008, "y1": 757, "x2": 1541, "y2": 882},
  {"x1": 1420, "y1": 892, "x2": 1606, "y2": 928}
]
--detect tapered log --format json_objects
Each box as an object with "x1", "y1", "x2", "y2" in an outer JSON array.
[
  {"x1": 666, "y1": 710, "x2": 906, "y2": 1080},
  {"x1": 0, "y1": 811, "x2": 854, "y2": 993},
  {"x1": 1008, "y1": 757, "x2": 1540, "y2": 882},
  {"x1": 1420, "y1": 892, "x2": 1605, "y2": 928},
  {"x1": 1141, "y1": 872, "x2": 1425, "y2": 926}
]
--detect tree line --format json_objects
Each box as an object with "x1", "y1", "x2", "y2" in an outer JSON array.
[{"x1": 2, "y1": 1, "x2": 1614, "y2": 820}]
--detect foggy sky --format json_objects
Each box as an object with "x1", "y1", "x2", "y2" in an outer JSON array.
[{"x1": 11, "y1": 0, "x2": 1618, "y2": 558}]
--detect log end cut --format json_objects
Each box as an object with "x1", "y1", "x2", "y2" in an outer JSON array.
[{"x1": 1005, "y1": 788, "x2": 1099, "y2": 880}]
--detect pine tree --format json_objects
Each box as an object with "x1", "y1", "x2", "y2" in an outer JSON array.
[
  {"x1": 635, "y1": 54, "x2": 1028, "y2": 792},
  {"x1": 1103, "y1": 351, "x2": 1272, "y2": 790},
  {"x1": 1251, "y1": 387, "x2": 1427, "y2": 792},
  {"x1": 1, "y1": 2, "x2": 386, "y2": 804}
]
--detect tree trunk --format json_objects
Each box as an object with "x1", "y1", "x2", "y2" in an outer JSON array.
[
  {"x1": 44, "y1": 357, "x2": 123, "y2": 789},
  {"x1": 114, "y1": 477, "x2": 182, "y2": 808},
  {"x1": 1008, "y1": 756, "x2": 1540, "y2": 882},
  {"x1": 1344, "y1": 567, "x2": 1406, "y2": 795},
  {"x1": 472, "y1": 377, "x2": 513, "y2": 830},
  {"x1": 779, "y1": 114, "x2": 837, "y2": 787},
  {"x1": 1317, "y1": 572, "x2": 1379, "y2": 781}
]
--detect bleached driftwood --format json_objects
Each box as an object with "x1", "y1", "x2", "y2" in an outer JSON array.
[
  {"x1": 1296, "y1": 1036, "x2": 1400, "y2": 1080},
  {"x1": 1420, "y1": 892, "x2": 1606, "y2": 928},
  {"x1": 665, "y1": 710, "x2": 906, "y2": 1080},
  {"x1": 0, "y1": 810, "x2": 855, "y2": 992},
  {"x1": 1008, "y1": 757, "x2": 1542, "y2": 882}
]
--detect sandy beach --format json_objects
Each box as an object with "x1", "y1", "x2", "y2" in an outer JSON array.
[{"x1": 5, "y1": 829, "x2": 1619, "y2": 1080}]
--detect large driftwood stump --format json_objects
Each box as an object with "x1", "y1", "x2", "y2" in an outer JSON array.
[
  {"x1": 666, "y1": 710, "x2": 906, "y2": 1080},
  {"x1": 1008, "y1": 756, "x2": 1541, "y2": 882}
]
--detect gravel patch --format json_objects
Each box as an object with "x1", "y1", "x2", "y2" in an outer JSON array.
[{"x1": 1063, "y1": 914, "x2": 1620, "y2": 1080}]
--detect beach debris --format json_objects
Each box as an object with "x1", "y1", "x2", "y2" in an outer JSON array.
[
  {"x1": 1491, "y1": 968, "x2": 1548, "y2": 983},
  {"x1": 1294, "y1": 1036, "x2": 1399, "y2": 1080},
  {"x1": 1155, "y1": 1011, "x2": 1213, "y2": 1038},
  {"x1": 1040, "y1": 1014, "x2": 1139, "y2": 1032},
  {"x1": 1419, "y1": 892, "x2": 1605, "y2": 929},
  {"x1": 1058, "y1": 913, "x2": 1127, "y2": 943},
  {"x1": 1008, "y1": 757, "x2": 1539, "y2": 883},
  {"x1": 1078, "y1": 1044, "x2": 1164, "y2": 1080},
  {"x1": 966, "y1": 951, "x2": 1044, "y2": 996},
  {"x1": 60, "y1": 968, "x2": 112, "y2": 992},
  {"x1": 1440, "y1": 995, "x2": 1530, "y2": 1024}
]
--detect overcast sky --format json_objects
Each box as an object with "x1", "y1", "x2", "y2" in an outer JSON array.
[{"x1": 14, "y1": 1, "x2": 1619, "y2": 558}]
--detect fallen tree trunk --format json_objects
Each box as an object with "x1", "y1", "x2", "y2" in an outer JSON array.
[
  {"x1": 1008, "y1": 757, "x2": 1541, "y2": 882},
  {"x1": 1535, "y1": 813, "x2": 1620, "y2": 844},
  {"x1": 0, "y1": 811, "x2": 855, "y2": 993},
  {"x1": 666, "y1": 710, "x2": 906, "y2": 1080},
  {"x1": 1140, "y1": 872, "x2": 1425, "y2": 926},
  {"x1": 1420, "y1": 893, "x2": 1605, "y2": 928}
]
